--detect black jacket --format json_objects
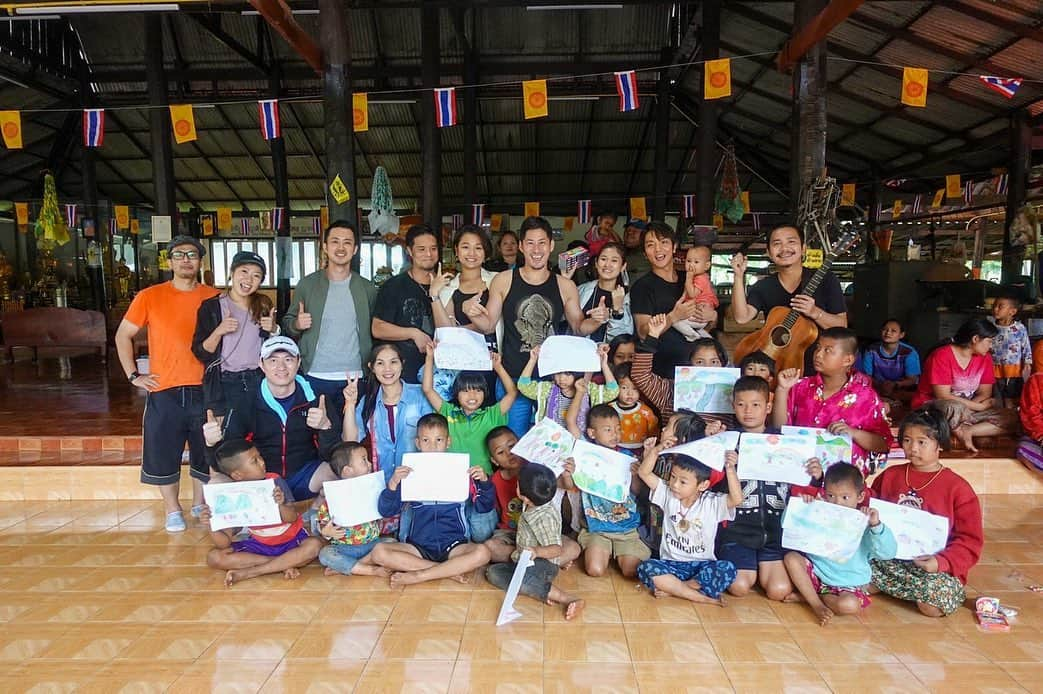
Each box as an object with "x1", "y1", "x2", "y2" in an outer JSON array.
[{"x1": 191, "y1": 294, "x2": 271, "y2": 414}]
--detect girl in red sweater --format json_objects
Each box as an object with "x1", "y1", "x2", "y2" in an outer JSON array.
[{"x1": 870, "y1": 407, "x2": 983, "y2": 616}]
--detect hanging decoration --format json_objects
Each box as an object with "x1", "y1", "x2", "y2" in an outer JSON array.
[
  {"x1": 629, "y1": 197, "x2": 647, "y2": 220},
  {"x1": 353, "y1": 93, "x2": 369, "y2": 132},
  {"x1": 115, "y1": 205, "x2": 130, "y2": 230},
  {"x1": 614, "y1": 70, "x2": 639, "y2": 112},
  {"x1": 258, "y1": 99, "x2": 281, "y2": 140},
  {"x1": 272, "y1": 207, "x2": 285, "y2": 233},
  {"x1": 840, "y1": 184, "x2": 856, "y2": 207},
  {"x1": 472, "y1": 203, "x2": 486, "y2": 225},
  {"x1": 202, "y1": 216, "x2": 214, "y2": 237},
  {"x1": 946, "y1": 174, "x2": 962, "y2": 199},
  {"x1": 931, "y1": 189, "x2": 945, "y2": 209},
  {"x1": 978, "y1": 76, "x2": 1021, "y2": 99},
  {"x1": 64, "y1": 204, "x2": 77, "y2": 228},
  {"x1": 14, "y1": 202, "x2": 29, "y2": 229},
  {"x1": 682, "y1": 194, "x2": 695, "y2": 219},
  {"x1": 451, "y1": 213, "x2": 464, "y2": 230},
  {"x1": 900, "y1": 67, "x2": 928, "y2": 107},
  {"x1": 169, "y1": 104, "x2": 197, "y2": 144},
  {"x1": 0, "y1": 111, "x2": 22, "y2": 149},
  {"x1": 368, "y1": 165, "x2": 400, "y2": 238},
  {"x1": 704, "y1": 58, "x2": 732, "y2": 100},
  {"x1": 83, "y1": 109, "x2": 104, "y2": 147},
  {"x1": 217, "y1": 207, "x2": 233, "y2": 232},
  {"x1": 320, "y1": 206, "x2": 329, "y2": 230},
  {"x1": 523, "y1": 79, "x2": 549, "y2": 120},
  {"x1": 434, "y1": 88, "x2": 457, "y2": 128},
  {"x1": 525, "y1": 202, "x2": 540, "y2": 218},
  {"x1": 714, "y1": 145, "x2": 744, "y2": 223},
  {"x1": 34, "y1": 173, "x2": 70, "y2": 246},
  {"x1": 577, "y1": 200, "x2": 591, "y2": 225}
]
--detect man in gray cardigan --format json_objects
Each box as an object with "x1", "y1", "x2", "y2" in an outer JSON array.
[{"x1": 282, "y1": 220, "x2": 377, "y2": 418}]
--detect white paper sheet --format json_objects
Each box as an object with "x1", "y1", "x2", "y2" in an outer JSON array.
[
  {"x1": 510, "y1": 417, "x2": 575, "y2": 476},
  {"x1": 537, "y1": 335, "x2": 600, "y2": 376},
  {"x1": 202, "y1": 478, "x2": 281, "y2": 531},
  {"x1": 434, "y1": 327, "x2": 493, "y2": 371},
  {"x1": 400, "y1": 452, "x2": 471, "y2": 502},
  {"x1": 673, "y1": 366, "x2": 741, "y2": 414},
  {"x1": 781, "y1": 425, "x2": 853, "y2": 468},
  {"x1": 781, "y1": 497, "x2": 869, "y2": 561},
  {"x1": 570, "y1": 440, "x2": 634, "y2": 503},
  {"x1": 737, "y1": 432, "x2": 816, "y2": 485},
  {"x1": 869, "y1": 498, "x2": 949, "y2": 560},
  {"x1": 150, "y1": 214, "x2": 172, "y2": 243},
  {"x1": 662, "y1": 431, "x2": 741, "y2": 471},
  {"x1": 496, "y1": 549, "x2": 535, "y2": 626},
  {"x1": 322, "y1": 471, "x2": 386, "y2": 528}
]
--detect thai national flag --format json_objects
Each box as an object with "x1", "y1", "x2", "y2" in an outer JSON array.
[
  {"x1": 614, "y1": 70, "x2": 639, "y2": 112},
  {"x1": 110, "y1": 218, "x2": 118, "y2": 236},
  {"x1": 434, "y1": 88, "x2": 457, "y2": 128},
  {"x1": 577, "y1": 200, "x2": 591, "y2": 225},
  {"x1": 83, "y1": 109, "x2": 104, "y2": 148},
  {"x1": 471, "y1": 203, "x2": 486, "y2": 225},
  {"x1": 240, "y1": 218, "x2": 251, "y2": 235},
  {"x1": 979, "y1": 76, "x2": 1022, "y2": 100},
  {"x1": 452, "y1": 213, "x2": 463, "y2": 230},
  {"x1": 911, "y1": 194, "x2": 923, "y2": 214},
  {"x1": 312, "y1": 218, "x2": 321, "y2": 236},
  {"x1": 995, "y1": 174, "x2": 1009, "y2": 196},
  {"x1": 65, "y1": 204, "x2": 77, "y2": 228},
  {"x1": 258, "y1": 99, "x2": 281, "y2": 140},
  {"x1": 272, "y1": 207, "x2": 285, "y2": 232},
  {"x1": 964, "y1": 180, "x2": 974, "y2": 206},
  {"x1": 682, "y1": 194, "x2": 695, "y2": 219}
]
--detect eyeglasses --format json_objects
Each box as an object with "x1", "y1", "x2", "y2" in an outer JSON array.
[{"x1": 170, "y1": 250, "x2": 200, "y2": 260}]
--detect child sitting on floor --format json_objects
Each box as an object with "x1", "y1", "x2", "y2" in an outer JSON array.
[
  {"x1": 672, "y1": 245, "x2": 719, "y2": 341},
  {"x1": 783, "y1": 462, "x2": 897, "y2": 626},
  {"x1": 315, "y1": 442, "x2": 388, "y2": 578},
  {"x1": 561, "y1": 403, "x2": 650, "y2": 578},
  {"x1": 869, "y1": 407, "x2": 983, "y2": 617},
  {"x1": 610, "y1": 363, "x2": 659, "y2": 452},
  {"x1": 519, "y1": 343, "x2": 618, "y2": 432},
  {"x1": 485, "y1": 463, "x2": 586, "y2": 620},
  {"x1": 371, "y1": 413, "x2": 493, "y2": 586},
  {"x1": 634, "y1": 435, "x2": 742, "y2": 605},
  {"x1": 200, "y1": 439, "x2": 322, "y2": 586},
  {"x1": 773, "y1": 327, "x2": 892, "y2": 476}
]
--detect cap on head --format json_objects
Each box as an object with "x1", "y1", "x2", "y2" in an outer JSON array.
[
  {"x1": 260, "y1": 335, "x2": 299, "y2": 359},
  {"x1": 230, "y1": 250, "x2": 267, "y2": 280},
  {"x1": 625, "y1": 218, "x2": 647, "y2": 229},
  {"x1": 167, "y1": 234, "x2": 206, "y2": 257}
]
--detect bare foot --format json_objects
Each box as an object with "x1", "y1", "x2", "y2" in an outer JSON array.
[
  {"x1": 561, "y1": 560, "x2": 574, "y2": 571},
  {"x1": 653, "y1": 589, "x2": 668, "y2": 599},
  {"x1": 450, "y1": 572, "x2": 472, "y2": 584},
  {"x1": 390, "y1": 571, "x2": 424, "y2": 587},
  {"x1": 351, "y1": 564, "x2": 392, "y2": 578},
  {"x1": 324, "y1": 567, "x2": 341, "y2": 577},
  {"x1": 564, "y1": 599, "x2": 585, "y2": 621},
  {"x1": 283, "y1": 567, "x2": 300, "y2": 580},
  {"x1": 224, "y1": 570, "x2": 240, "y2": 587},
  {"x1": 782, "y1": 592, "x2": 803, "y2": 603},
  {"x1": 814, "y1": 603, "x2": 834, "y2": 626},
  {"x1": 956, "y1": 426, "x2": 978, "y2": 454}
]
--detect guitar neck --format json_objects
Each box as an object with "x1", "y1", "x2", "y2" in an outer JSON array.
[{"x1": 799, "y1": 252, "x2": 838, "y2": 297}]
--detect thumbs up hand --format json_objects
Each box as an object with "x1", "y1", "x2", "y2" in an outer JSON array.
[
  {"x1": 259, "y1": 306, "x2": 277, "y2": 333},
  {"x1": 295, "y1": 302, "x2": 313, "y2": 331},
  {"x1": 217, "y1": 306, "x2": 239, "y2": 336},
  {"x1": 307, "y1": 394, "x2": 332, "y2": 431},
  {"x1": 203, "y1": 409, "x2": 224, "y2": 446}
]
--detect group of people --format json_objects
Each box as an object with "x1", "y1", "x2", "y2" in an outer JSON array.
[{"x1": 110, "y1": 215, "x2": 1001, "y2": 622}]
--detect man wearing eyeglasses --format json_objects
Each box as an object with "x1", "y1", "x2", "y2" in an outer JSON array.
[{"x1": 115, "y1": 235, "x2": 220, "y2": 533}]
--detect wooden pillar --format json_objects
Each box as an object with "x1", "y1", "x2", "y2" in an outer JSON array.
[
  {"x1": 462, "y1": 36, "x2": 479, "y2": 212},
  {"x1": 268, "y1": 64, "x2": 292, "y2": 314},
  {"x1": 421, "y1": 5, "x2": 442, "y2": 230},
  {"x1": 695, "y1": 0, "x2": 720, "y2": 226},
  {"x1": 145, "y1": 15, "x2": 176, "y2": 218},
  {"x1": 1003, "y1": 109, "x2": 1031, "y2": 285},
  {"x1": 320, "y1": 0, "x2": 357, "y2": 226},
  {"x1": 789, "y1": 0, "x2": 828, "y2": 212},
  {"x1": 652, "y1": 47, "x2": 671, "y2": 222}
]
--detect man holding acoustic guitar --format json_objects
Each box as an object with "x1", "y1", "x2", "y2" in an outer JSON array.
[{"x1": 730, "y1": 225, "x2": 848, "y2": 375}]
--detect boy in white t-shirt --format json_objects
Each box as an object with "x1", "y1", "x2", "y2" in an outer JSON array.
[{"x1": 634, "y1": 436, "x2": 743, "y2": 605}]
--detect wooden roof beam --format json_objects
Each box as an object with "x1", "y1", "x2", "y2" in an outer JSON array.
[{"x1": 776, "y1": 0, "x2": 865, "y2": 72}]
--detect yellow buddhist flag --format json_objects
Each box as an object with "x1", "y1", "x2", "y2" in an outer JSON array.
[
  {"x1": 202, "y1": 216, "x2": 214, "y2": 237},
  {"x1": 352, "y1": 93, "x2": 368, "y2": 132},
  {"x1": 523, "y1": 79, "x2": 549, "y2": 120},
  {"x1": 0, "y1": 111, "x2": 23, "y2": 149},
  {"x1": 525, "y1": 202, "x2": 540, "y2": 218},
  {"x1": 630, "y1": 197, "x2": 647, "y2": 221},
  {"x1": 14, "y1": 202, "x2": 28, "y2": 227},
  {"x1": 901, "y1": 67, "x2": 928, "y2": 107},
  {"x1": 490, "y1": 214, "x2": 503, "y2": 232},
  {"x1": 217, "y1": 207, "x2": 233, "y2": 232},
  {"x1": 704, "y1": 58, "x2": 732, "y2": 100},
  {"x1": 740, "y1": 191, "x2": 751, "y2": 215},
  {"x1": 892, "y1": 199, "x2": 903, "y2": 218},
  {"x1": 130, "y1": 218, "x2": 140, "y2": 235},
  {"x1": 712, "y1": 213, "x2": 724, "y2": 231},
  {"x1": 168, "y1": 104, "x2": 197, "y2": 144},
  {"x1": 841, "y1": 183, "x2": 856, "y2": 207},
  {"x1": 563, "y1": 216, "x2": 575, "y2": 233},
  {"x1": 329, "y1": 175, "x2": 350, "y2": 204},
  {"x1": 945, "y1": 174, "x2": 961, "y2": 199},
  {"x1": 803, "y1": 249, "x2": 824, "y2": 269},
  {"x1": 115, "y1": 205, "x2": 130, "y2": 230},
  {"x1": 931, "y1": 188, "x2": 944, "y2": 209},
  {"x1": 320, "y1": 206, "x2": 329, "y2": 231}
]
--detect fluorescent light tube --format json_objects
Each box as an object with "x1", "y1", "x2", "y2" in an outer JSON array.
[
  {"x1": 526, "y1": 4, "x2": 623, "y2": 10},
  {"x1": 16, "y1": 4, "x2": 178, "y2": 14}
]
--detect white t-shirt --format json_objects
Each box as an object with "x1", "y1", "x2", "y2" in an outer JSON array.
[{"x1": 650, "y1": 481, "x2": 734, "y2": 562}]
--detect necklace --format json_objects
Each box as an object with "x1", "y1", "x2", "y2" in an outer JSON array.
[
  {"x1": 905, "y1": 463, "x2": 944, "y2": 493},
  {"x1": 677, "y1": 496, "x2": 700, "y2": 532}
]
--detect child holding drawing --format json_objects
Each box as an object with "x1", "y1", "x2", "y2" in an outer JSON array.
[
  {"x1": 518, "y1": 342, "x2": 619, "y2": 432},
  {"x1": 868, "y1": 408, "x2": 982, "y2": 617},
  {"x1": 783, "y1": 462, "x2": 897, "y2": 626},
  {"x1": 370, "y1": 413, "x2": 493, "y2": 586},
  {"x1": 200, "y1": 439, "x2": 322, "y2": 586},
  {"x1": 315, "y1": 442, "x2": 388, "y2": 577},
  {"x1": 634, "y1": 436, "x2": 742, "y2": 605},
  {"x1": 485, "y1": 463, "x2": 586, "y2": 620},
  {"x1": 773, "y1": 327, "x2": 892, "y2": 476}
]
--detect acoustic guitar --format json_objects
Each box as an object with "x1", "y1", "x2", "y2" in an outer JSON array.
[{"x1": 732, "y1": 229, "x2": 859, "y2": 374}]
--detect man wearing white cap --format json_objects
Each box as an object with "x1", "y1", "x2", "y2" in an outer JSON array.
[{"x1": 203, "y1": 335, "x2": 340, "y2": 501}]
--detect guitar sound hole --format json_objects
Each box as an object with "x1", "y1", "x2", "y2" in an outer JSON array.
[{"x1": 769, "y1": 326, "x2": 791, "y2": 348}]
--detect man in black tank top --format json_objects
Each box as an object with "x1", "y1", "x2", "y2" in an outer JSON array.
[{"x1": 467, "y1": 216, "x2": 609, "y2": 435}]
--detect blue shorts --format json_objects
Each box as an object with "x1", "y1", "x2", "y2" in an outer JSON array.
[
  {"x1": 285, "y1": 460, "x2": 321, "y2": 501},
  {"x1": 717, "y1": 541, "x2": 785, "y2": 571},
  {"x1": 412, "y1": 539, "x2": 464, "y2": 563}
]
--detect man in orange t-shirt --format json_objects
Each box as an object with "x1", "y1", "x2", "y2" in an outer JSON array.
[{"x1": 115, "y1": 235, "x2": 219, "y2": 532}]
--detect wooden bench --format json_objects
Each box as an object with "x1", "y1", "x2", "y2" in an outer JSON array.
[{"x1": 1, "y1": 307, "x2": 108, "y2": 363}]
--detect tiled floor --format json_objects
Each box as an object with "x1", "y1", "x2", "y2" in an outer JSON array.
[{"x1": 0, "y1": 496, "x2": 1039, "y2": 693}]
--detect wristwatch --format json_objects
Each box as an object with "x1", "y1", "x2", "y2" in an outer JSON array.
[{"x1": 128, "y1": 371, "x2": 140, "y2": 382}]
